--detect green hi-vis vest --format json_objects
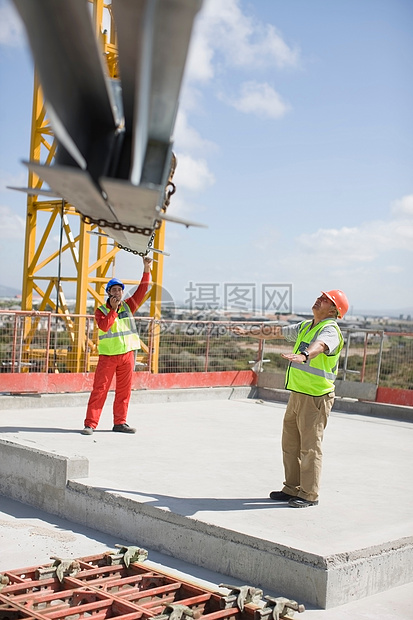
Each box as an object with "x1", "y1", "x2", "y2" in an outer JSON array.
[
  {"x1": 98, "y1": 301, "x2": 141, "y2": 355},
  {"x1": 285, "y1": 319, "x2": 344, "y2": 396}
]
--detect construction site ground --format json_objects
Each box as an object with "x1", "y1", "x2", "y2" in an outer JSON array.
[{"x1": 0, "y1": 386, "x2": 412, "y2": 619}]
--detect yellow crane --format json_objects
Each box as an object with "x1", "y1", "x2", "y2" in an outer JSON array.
[{"x1": 17, "y1": 0, "x2": 183, "y2": 373}]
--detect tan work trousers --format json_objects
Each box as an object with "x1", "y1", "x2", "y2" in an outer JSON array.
[{"x1": 281, "y1": 391, "x2": 334, "y2": 502}]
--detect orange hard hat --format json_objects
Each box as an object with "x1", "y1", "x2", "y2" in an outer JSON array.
[{"x1": 321, "y1": 289, "x2": 349, "y2": 319}]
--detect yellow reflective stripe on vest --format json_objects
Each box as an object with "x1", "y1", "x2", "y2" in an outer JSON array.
[
  {"x1": 97, "y1": 301, "x2": 141, "y2": 355},
  {"x1": 99, "y1": 329, "x2": 137, "y2": 340},
  {"x1": 289, "y1": 361, "x2": 338, "y2": 381}
]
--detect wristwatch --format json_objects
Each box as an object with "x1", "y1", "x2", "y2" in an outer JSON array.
[{"x1": 301, "y1": 349, "x2": 310, "y2": 363}]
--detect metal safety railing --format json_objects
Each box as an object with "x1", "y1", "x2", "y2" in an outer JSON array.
[{"x1": 0, "y1": 310, "x2": 412, "y2": 391}]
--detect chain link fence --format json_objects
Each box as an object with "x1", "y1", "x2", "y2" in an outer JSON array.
[{"x1": 0, "y1": 311, "x2": 412, "y2": 391}]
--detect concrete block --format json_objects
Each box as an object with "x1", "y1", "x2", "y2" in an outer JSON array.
[
  {"x1": 335, "y1": 380, "x2": 377, "y2": 401},
  {"x1": 324, "y1": 538, "x2": 413, "y2": 607},
  {"x1": 129, "y1": 386, "x2": 255, "y2": 404},
  {"x1": 257, "y1": 372, "x2": 285, "y2": 390},
  {"x1": 0, "y1": 439, "x2": 89, "y2": 513}
]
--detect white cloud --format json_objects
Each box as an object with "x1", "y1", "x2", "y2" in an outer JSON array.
[
  {"x1": 173, "y1": 154, "x2": 215, "y2": 192},
  {"x1": 187, "y1": 0, "x2": 299, "y2": 84},
  {"x1": 391, "y1": 194, "x2": 413, "y2": 218},
  {"x1": 0, "y1": 0, "x2": 25, "y2": 46},
  {"x1": 222, "y1": 81, "x2": 290, "y2": 119},
  {"x1": 180, "y1": 0, "x2": 298, "y2": 157},
  {"x1": 163, "y1": 154, "x2": 214, "y2": 224},
  {"x1": 185, "y1": 25, "x2": 215, "y2": 84},
  {"x1": 0, "y1": 169, "x2": 27, "y2": 193},
  {"x1": 295, "y1": 195, "x2": 413, "y2": 265},
  {"x1": 0, "y1": 205, "x2": 25, "y2": 239},
  {"x1": 174, "y1": 111, "x2": 217, "y2": 153},
  {"x1": 246, "y1": 193, "x2": 413, "y2": 310}
]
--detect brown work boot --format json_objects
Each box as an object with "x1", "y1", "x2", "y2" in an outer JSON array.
[{"x1": 112, "y1": 423, "x2": 136, "y2": 434}]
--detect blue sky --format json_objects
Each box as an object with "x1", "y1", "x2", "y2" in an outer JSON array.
[{"x1": 0, "y1": 0, "x2": 412, "y2": 315}]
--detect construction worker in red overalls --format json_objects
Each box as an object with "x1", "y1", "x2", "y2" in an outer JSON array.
[{"x1": 81, "y1": 256, "x2": 152, "y2": 435}]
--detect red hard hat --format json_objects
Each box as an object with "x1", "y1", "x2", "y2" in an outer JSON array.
[{"x1": 321, "y1": 290, "x2": 349, "y2": 319}]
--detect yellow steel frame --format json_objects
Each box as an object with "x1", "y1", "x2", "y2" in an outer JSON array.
[{"x1": 21, "y1": 0, "x2": 166, "y2": 373}]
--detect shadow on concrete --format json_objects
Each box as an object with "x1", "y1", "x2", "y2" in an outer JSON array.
[{"x1": 94, "y1": 487, "x2": 289, "y2": 516}]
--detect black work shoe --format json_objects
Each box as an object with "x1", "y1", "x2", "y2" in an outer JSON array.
[
  {"x1": 269, "y1": 490, "x2": 295, "y2": 501},
  {"x1": 112, "y1": 423, "x2": 136, "y2": 434},
  {"x1": 288, "y1": 497, "x2": 319, "y2": 508},
  {"x1": 81, "y1": 427, "x2": 94, "y2": 435}
]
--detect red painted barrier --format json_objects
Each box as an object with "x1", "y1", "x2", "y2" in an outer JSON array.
[
  {"x1": 0, "y1": 370, "x2": 256, "y2": 394},
  {"x1": 376, "y1": 387, "x2": 413, "y2": 407},
  {"x1": 2, "y1": 372, "x2": 411, "y2": 407}
]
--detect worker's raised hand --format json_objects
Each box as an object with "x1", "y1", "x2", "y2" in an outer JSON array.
[{"x1": 143, "y1": 256, "x2": 153, "y2": 272}]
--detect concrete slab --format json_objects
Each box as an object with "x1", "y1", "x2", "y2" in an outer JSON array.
[{"x1": 0, "y1": 389, "x2": 412, "y2": 612}]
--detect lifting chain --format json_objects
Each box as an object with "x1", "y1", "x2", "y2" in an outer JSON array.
[
  {"x1": 163, "y1": 181, "x2": 176, "y2": 210},
  {"x1": 117, "y1": 231, "x2": 156, "y2": 256},
  {"x1": 81, "y1": 213, "x2": 156, "y2": 236},
  {"x1": 160, "y1": 152, "x2": 177, "y2": 212}
]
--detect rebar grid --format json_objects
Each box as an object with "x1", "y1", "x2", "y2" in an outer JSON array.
[{"x1": 0, "y1": 553, "x2": 254, "y2": 620}]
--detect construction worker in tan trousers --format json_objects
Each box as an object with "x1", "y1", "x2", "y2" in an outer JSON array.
[
  {"x1": 234, "y1": 289, "x2": 349, "y2": 508},
  {"x1": 81, "y1": 256, "x2": 152, "y2": 435}
]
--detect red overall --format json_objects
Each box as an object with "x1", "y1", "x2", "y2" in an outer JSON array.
[{"x1": 84, "y1": 272, "x2": 150, "y2": 429}]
